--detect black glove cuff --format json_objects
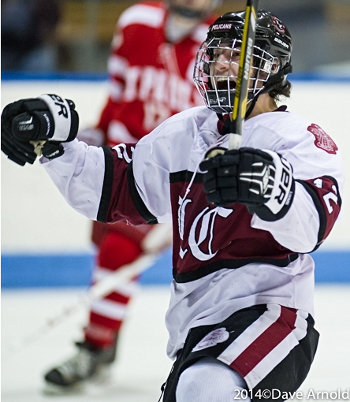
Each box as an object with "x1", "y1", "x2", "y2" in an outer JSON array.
[
  {"x1": 67, "y1": 100, "x2": 79, "y2": 142},
  {"x1": 41, "y1": 142, "x2": 65, "y2": 160}
]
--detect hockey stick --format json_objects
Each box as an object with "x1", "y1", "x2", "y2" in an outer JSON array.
[
  {"x1": 205, "y1": 0, "x2": 258, "y2": 159},
  {"x1": 3, "y1": 253, "x2": 159, "y2": 359},
  {"x1": 4, "y1": 224, "x2": 172, "y2": 359},
  {"x1": 228, "y1": 0, "x2": 259, "y2": 150}
]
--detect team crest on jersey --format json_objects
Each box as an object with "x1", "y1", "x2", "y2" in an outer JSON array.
[
  {"x1": 307, "y1": 123, "x2": 338, "y2": 154},
  {"x1": 193, "y1": 327, "x2": 230, "y2": 352}
]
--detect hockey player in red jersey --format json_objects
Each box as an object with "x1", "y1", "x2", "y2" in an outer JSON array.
[
  {"x1": 1, "y1": 9, "x2": 344, "y2": 402},
  {"x1": 41, "y1": 0, "x2": 220, "y2": 389}
]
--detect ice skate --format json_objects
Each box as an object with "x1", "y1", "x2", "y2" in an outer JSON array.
[{"x1": 43, "y1": 339, "x2": 117, "y2": 391}]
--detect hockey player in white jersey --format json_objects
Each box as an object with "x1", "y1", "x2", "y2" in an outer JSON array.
[
  {"x1": 43, "y1": 0, "x2": 220, "y2": 389},
  {"x1": 1, "y1": 9, "x2": 344, "y2": 402}
]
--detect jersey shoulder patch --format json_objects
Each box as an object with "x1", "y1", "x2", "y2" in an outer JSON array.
[{"x1": 307, "y1": 123, "x2": 338, "y2": 154}]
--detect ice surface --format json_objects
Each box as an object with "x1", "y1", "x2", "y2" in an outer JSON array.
[{"x1": 2, "y1": 285, "x2": 350, "y2": 401}]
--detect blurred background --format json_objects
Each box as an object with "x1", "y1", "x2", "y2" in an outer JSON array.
[
  {"x1": 2, "y1": 0, "x2": 350, "y2": 283},
  {"x1": 2, "y1": 0, "x2": 350, "y2": 76}
]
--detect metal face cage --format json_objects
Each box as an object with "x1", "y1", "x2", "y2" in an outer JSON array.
[{"x1": 193, "y1": 37, "x2": 278, "y2": 113}]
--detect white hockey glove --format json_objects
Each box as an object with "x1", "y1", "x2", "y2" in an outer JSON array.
[
  {"x1": 1, "y1": 94, "x2": 79, "y2": 165},
  {"x1": 200, "y1": 147, "x2": 295, "y2": 221}
]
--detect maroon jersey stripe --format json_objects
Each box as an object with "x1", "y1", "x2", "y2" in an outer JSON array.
[{"x1": 230, "y1": 307, "x2": 297, "y2": 377}]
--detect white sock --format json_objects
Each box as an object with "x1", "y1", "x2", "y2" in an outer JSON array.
[{"x1": 175, "y1": 356, "x2": 251, "y2": 402}]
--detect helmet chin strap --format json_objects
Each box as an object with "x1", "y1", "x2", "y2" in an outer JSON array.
[
  {"x1": 214, "y1": 62, "x2": 292, "y2": 133},
  {"x1": 246, "y1": 63, "x2": 293, "y2": 119},
  {"x1": 244, "y1": 81, "x2": 282, "y2": 120},
  {"x1": 245, "y1": 94, "x2": 259, "y2": 119},
  {"x1": 216, "y1": 77, "x2": 289, "y2": 135}
]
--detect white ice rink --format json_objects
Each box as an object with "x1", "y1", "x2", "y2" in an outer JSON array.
[{"x1": 2, "y1": 285, "x2": 350, "y2": 402}]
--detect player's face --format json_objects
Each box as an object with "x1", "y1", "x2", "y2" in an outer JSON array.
[
  {"x1": 209, "y1": 43, "x2": 275, "y2": 92},
  {"x1": 209, "y1": 44, "x2": 241, "y2": 90}
]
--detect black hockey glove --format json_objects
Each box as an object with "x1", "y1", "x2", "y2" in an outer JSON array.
[
  {"x1": 200, "y1": 147, "x2": 295, "y2": 221},
  {"x1": 1, "y1": 94, "x2": 79, "y2": 166}
]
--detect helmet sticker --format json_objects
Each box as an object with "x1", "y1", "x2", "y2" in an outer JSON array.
[
  {"x1": 307, "y1": 124, "x2": 338, "y2": 154},
  {"x1": 211, "y1": 23, "x2": 233, "y2": 32},
  {"x1": 273, "y1": 36, "x2": 290, "y2": 50},
  {"x1": 272, "y1": 16, "x2": 286, "y2": 34}
]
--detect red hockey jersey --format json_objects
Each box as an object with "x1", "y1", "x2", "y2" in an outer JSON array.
[{"x1": 96, "y1": 1, "x2": 217, "y2": 146}]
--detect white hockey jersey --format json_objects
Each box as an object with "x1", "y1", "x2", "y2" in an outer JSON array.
[{"x1": 42, "y1": 106, "x2": 343, "y2": 358}]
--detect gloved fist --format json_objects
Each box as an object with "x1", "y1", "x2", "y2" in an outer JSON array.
[
  {"x1": 1, "y1": 94, "x2": 79, "y2": 165},
  {"x1": 200, "y1": 147, "x2": 295, "y2": 221}
]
